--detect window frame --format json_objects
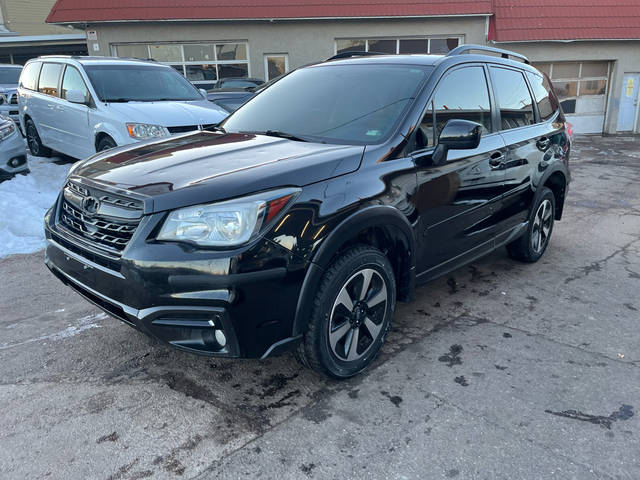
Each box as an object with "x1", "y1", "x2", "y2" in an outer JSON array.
[
  {"x1": 111, "y1": 41, "x2": 251, "y2": 88},
  {"x1": 60, "y1": 64, "x2": 94, "y2": 107},
  {"x1": 19, "y1": 61, "x2": 42, "y2": 91},
  {"x1": 37, "y1": 62, "x2": 64, "y2": 98},
  {"x1": 410, "y1": 63, "x2": 498, "y2": 157},
  {"x1": 524, "y1": 71, "x2": 560, "y2": 124},
  {"x1": 488, "y1": 65, "x2": 537, "y2": 132},
  {"x1": 334, "y1": 35, "x2": 464, "y2": 56}
]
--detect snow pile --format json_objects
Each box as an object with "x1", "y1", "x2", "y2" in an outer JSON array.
[{"x1": 0, "y1": 154, "x2": 72, "y2": 257}]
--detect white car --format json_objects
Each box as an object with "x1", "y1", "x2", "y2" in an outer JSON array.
[
  {"x1": 0, "y1": 115, "x2": 28, "y2": 180},
  {"x1": 18, "y1": 56, "x2": 229, "y2": 159}
]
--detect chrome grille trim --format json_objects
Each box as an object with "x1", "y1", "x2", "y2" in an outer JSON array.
[{"x1": 57, "y1": 181, "x2": 142, "y2": 255}]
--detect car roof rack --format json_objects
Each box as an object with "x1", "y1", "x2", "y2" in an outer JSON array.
[
  {"x1": 446, "y1": 44, "x2": 530, "y2": 65},
  {"x1": 325, "y1": 51, "x2": 387, "y2": 61}
]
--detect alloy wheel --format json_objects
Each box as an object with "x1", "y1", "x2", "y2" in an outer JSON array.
[
  {"x1": 27, "y1": 124, "x2": 40, "y2": 156},
  {"x1": 531, "y1": 199, "x2": 553, "y2": 253},
  {"x1": 328, "y1": 268, "x2": 389, "y2": 362}
]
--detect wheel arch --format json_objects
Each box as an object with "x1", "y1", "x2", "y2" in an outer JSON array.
[
  {"x1": 94, "y1": 131, "x2": 116, "y2": 152},
  {"x1": 292, "y1": 205, "x2": 416, "y2": 337},
  {"x1": 542, "y1": 169, "x2": 568, "y2": 220}
]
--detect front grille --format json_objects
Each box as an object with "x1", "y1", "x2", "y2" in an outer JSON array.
[
  {"x1": 10, "y1": 94, "x2": 17, "y2": 105},
  {"x1": 57, "y1": 181, "x2": 143, "y2": 255},
  {"x1": 167, "y1": 125, "x2": 199, "y2": 134}
]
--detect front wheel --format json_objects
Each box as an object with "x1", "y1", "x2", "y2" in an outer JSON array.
[
  {"x1": 97, "y1": 136, "x2": 117, "y2": 152},
  {"x1": 507, "y1": 187, "x2": 556, "y2": 263},
  {"x1": 296, "y1": 245, "x2": 396, "y2": 378}
]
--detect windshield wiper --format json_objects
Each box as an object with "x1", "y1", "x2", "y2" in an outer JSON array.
[
  {"x1": 261, "y1": 130, "x2": 309, "y2": 142},
  {"x1": 103, "y1": 98, "x2": 130, "y2": 103}
]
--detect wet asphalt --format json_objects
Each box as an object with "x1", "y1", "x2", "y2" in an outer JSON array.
[{"x1": 1, "y1": 136, "x2": 639, "y2": 479}]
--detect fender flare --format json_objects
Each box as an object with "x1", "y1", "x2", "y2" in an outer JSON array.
[{"x1": 292, "y1": 205, "x2": 416, "y2": 336}]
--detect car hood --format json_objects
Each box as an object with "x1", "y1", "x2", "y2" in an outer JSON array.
[
  {"x1": 0, "y1": 84, "x2": 17, "y2": 94},
  {"x1": 72, "y1": 131, "x2": 364, "y2": 213},
  {"x1": 104, "y1": 100, "x2": 228, "y2": 127}
]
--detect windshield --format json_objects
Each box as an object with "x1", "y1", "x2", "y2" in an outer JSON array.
[
  {"x1": 84, "y1": 64, "x2": 202, "y2": 102},
  {"x1": 0, "y1": 67, "x2": 21, "y2": 84},
  {"x1": 222, "y1": 64, "x2": 432, "y2": 144}
]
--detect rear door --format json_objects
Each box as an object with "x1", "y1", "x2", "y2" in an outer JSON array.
[
  {"x1": 412, "y1": 64, "x2": 507, "y2": 280},
  {"x1": 489, "y1": 66, "x2": 562, "y2": 240},
  {"x1": 57, "y1": 65, "x2": 94, "y2": 159},
  {"x1": 33, "y1": 62, "x2": 64, "y2": 148}
]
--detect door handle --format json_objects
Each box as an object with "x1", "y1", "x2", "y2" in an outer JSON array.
[{"x1": 489, "y1": 151, "x2": 504, "y2": 168}]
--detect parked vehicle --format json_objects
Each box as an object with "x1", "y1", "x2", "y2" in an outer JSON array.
[
  {"x1": 44, "y1": 45, "x2": 570, "y2": 378},
  {"x1": 211, "y1": 77, "x2": 264, "y2": 89},
  {"x1": 18, "y1": 56, "x2": 229, "y2": 159},
  {"x1": 0, "y1": 64, "x2": 22, "y2": 126},
  {"x1": 0, "y1": 115, "x2": 28, "y2": 180},
  {"x1": 206, "y1": 88, "x2": 257, "y2": 113}
]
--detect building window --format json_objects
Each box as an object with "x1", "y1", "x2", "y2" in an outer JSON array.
[
  {"x1": 533, "y1": 61, "x2": 610, "y2": 115},
  {"x1": 113, "y1": 42, "x2": 250, "y2": 90},
  {"x1": 335, "y1": 36, "x2": 461, "y2": 56},
  {"x1": 264, "y1": 54, "x2": 289, "y2": 82}
]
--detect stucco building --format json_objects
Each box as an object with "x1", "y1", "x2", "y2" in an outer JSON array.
[
  {"x1": 45, "y1": 0, "x2": 640, "y2": 135},
  {"x1": 0, "y1": 0, "x2": 86, "y2": 64}
]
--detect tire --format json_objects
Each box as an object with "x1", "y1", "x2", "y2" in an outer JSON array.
[
  {"x1": 97, "y1": 136, "x2": 117, "y2": 152},
  {"x1": 507, "y1": 187, "x2": 556, "y2": 263},
  {"x1": 25, "y1": 119, "x2": 52, "y2": 158},
  {"x1": 296, "y1": 245, "x2": 396, "y2": 378}
]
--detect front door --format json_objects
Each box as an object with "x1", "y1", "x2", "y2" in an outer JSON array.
[
  {"x1": 411, "y1": 65, "x2": 506, "y2": 280},
  {"x1": 617, "y1": 74, "x2": 640, "y2": 132},
  {"x1": 57, "y1": 65, "x2": 93, "y2": 159}
]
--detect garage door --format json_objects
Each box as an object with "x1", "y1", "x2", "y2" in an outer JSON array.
[{"x1": 533, "y1": 61, "x2": 610, "y2": 134}]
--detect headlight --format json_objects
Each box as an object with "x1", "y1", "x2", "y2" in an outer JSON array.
[
  {"x1": 157, "y1": 187, "x2": 301, "y2": 247},
  {"x1": 0, "y1": 120, "x2": 15, "y2": 140},
  {"x1": 126, "y1": 123, "x2": 167, "y2": 139}
]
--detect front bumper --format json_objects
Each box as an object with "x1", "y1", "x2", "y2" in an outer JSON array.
[
  {"x1": 44, "y1": 199, "x2": 308, "y2": 359},
  {"x1": 0, "y1": 128, "x2": 28, "y2": 179}
]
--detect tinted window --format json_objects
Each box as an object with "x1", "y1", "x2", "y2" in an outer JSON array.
[
  {"x1": 491, "y1": 67, "x2": 535, "y2": 130},
  {"x1": 61, "y1": 66, "x2": 90, "y2": 101},
  {"x1": 84, "y1": 64, "x2": 202, "y2": 102},
  {"x1": 526, "y1": 72, "x2": 559, "y2": 122},
  {"x1": 19, "y1": 62, "x2": 41, "y2": 90},
  {"x1": 223, "y1": 64, "x2": 431, "y2": 145},
  {"x1": 38, "y1": 63, "x2": 63, "y2": 97},
  {"x1": 0, "y1": 66, "x2": 21, "y2": 84},
  {"x1": 417, "y1": 66, "x2": 491, "y2": 149}
]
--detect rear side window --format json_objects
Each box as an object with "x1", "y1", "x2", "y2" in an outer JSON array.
[
  {"x1": 38, "y1": 63, "x2": 63, "y2": 97},
  {"x1": 61, "y1": 66, "x2": 90, "y2": 101},
  {"x1": 526, "y1": 72, "x2": 559, "y2": 122},
  {"x1": 418, "y1": 66, "x2": 492, "y2": 147},
  {"x1": 490, "y1": 67, "x2": 535, "y2": 130},
  {"x1": 19, "y1": 62, "x2": 41, "y2": 90}
]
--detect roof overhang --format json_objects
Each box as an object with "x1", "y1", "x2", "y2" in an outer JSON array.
[{"x1": 0, "y1": 33, "x2": 86, "y2": 46}]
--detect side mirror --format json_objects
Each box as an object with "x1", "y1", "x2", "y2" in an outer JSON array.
[
  {"x1": 199, "y1": 88, "x2": 207, "y2": 98},
  {"x1": 66, "y1": 89, "x2": 87, "y2": 105},
  {"x1": 432, "y1": 119, "x2": 483, "y2": 165}
]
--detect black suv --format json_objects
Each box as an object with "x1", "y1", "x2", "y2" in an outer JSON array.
[{"x1": 45, "y1": 45, "x2": 570, "y2": 378}]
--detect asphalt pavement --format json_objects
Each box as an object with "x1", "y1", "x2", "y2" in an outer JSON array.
[{"x1": 1, "y1": 135, "x2": 639, "y2": 479}]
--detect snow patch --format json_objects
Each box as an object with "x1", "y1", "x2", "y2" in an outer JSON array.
[{"x1": 0, "y1": 153, "x2": 72, "y2": 258}]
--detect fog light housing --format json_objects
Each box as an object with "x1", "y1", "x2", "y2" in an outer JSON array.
[{"x1": 9, "y1": 156, "x2": 25, "y2": 168}]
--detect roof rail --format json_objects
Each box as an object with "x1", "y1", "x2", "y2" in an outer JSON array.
[
  {"x1": 446, "y1": 44, "x2": 530, "y2": 65},
  {"x1": 325, "y1": 51, "x2": 387, "y2": 61}
]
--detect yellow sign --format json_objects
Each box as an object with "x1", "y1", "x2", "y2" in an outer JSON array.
[{"x1": 626, "y1": 77, "x2": 635, "y2": 97}]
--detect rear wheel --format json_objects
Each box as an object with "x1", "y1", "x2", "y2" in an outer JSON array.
[
  {"x1": 507, "y1": 187, "x2": 555, "y2": 263},
  {"x1": 25, "y1": 119, "x2": 51, "y2": 158},
  {"x1": 296, "y1": 245, "x2": 396, "y2": 378},
  {"x1": 97, "y1": 136, "x2": 117, "y2": 152}
]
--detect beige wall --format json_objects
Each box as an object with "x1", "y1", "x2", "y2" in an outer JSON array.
[
  {"x1": 2, "y1": 0, "x2": 70, "y2": 35},
  {"x1": 88, "y1": 17, "x2": 486, "y2": 77}
]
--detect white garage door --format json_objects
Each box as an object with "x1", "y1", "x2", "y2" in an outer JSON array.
[{"x1": 533, "y1": 61, "x2": 610, "y2": 134}]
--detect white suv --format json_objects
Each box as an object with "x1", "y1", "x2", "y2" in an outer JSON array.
[{"x1": 18, "y1": 56, "x2": 229, "y2": 159}]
